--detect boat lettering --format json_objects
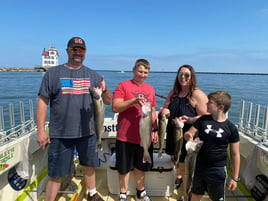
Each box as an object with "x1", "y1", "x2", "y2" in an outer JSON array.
[
  {"x1": 0, "y1": 147, "x2": 15, "y2": 163},
  {"x1": 0, "y1": 147, "x2": 15, "y2": 159},
  {"x1": 0, "y1": 154, "x2": 14, "y2": 163},
  {"x1": 104, "y1": 124, "x2": 117, "y2": 133}
]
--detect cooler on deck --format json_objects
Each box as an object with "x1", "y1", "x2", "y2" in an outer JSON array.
[{"x1": 107, "y1": 152, "x2": 175, "y2": 196}]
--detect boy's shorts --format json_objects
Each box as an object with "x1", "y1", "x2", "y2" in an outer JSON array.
[
  {"x1": 115, "y1": 140, "x2": 153, "y2": 174},
  {"x1": 48, "y1": 134, "x2": 99, "y2": 178},
  {"x1": 191, "y1": 166, "x2": 227, "y2": 201}
]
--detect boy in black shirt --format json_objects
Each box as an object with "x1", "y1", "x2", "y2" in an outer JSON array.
[{"x1": 184, "y1": 91, "x2": 240, "y2": 201}]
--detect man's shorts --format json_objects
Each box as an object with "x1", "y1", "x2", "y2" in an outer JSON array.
[
  {"x1": 48, "y1": 134, "x2": 99, "y2": 178},
  {"x1": 115, "y1": 140, "x2": 153, "y2": 175}
]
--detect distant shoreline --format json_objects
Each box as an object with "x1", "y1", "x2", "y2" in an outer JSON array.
[
  {"x1": 0, "y1": 67, "x2": 45, "y2": 72},
  {"x1": 0, "y1": 67, "x2": 268, "y2": 75}
]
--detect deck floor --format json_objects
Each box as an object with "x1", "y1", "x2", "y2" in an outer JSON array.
[{"x1": 38, "y1": 168, "x2": 250, "y2": 201}]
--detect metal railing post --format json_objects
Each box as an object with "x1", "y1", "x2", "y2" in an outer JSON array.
[
  {"x1": 20, "y1": 101, "x2": 26, "y2": 134},
  {"x1": 238, "y1": 100, "x2": 245, "y2": 130},
  {"x1": 29, "y1": 99, "x2": 35, "y2": 130},
  {"x1": 0, "y1": 106, "x2": 6, "y2": 141},
  {"x1": 253, "y1": 104, "x2": 260, "y2": 136},
  {"x1": 262, "y1": 106, "x2": 268, "y2": 142},
  {"x1": 9, "y1": 103, "x2": 16, "y2": 136},
  {"x1": 246, "y1": 102, "x2": 253, "y2": 136}
]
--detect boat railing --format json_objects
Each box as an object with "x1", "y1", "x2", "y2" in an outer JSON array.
[
  {"x1": 238, "y1": 100, "x2": 268, "y2": 144},
  {"x1": 0, "y1": 100, "x2": 36, "y2": 146},
  {"x1": 1, "y1": 98, "x2": 268, "y2": 146}
]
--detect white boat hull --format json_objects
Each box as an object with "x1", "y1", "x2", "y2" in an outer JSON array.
[
  {"x1": 1, "y1": 100, "x2": 268, "y2": 200},
  {"x1": 0, "y1": 129, "x2": 48, "y2": 201}
]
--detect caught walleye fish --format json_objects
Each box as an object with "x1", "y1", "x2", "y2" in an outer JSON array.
[
  {"x1": 158, "y1": 113, "x2": 167, "y2": 158},
  {"x1": 90, "y1": 87, "x2": 105, "y2": 151},
  {"x1": 173, "y1": 117, "x2": 184, "y2": 165},
  {"x1": 183, "y1": 137, "x2": 203, "y2": 201},
  {"x1": 139, "y1": 102, "x2": 152, "y2": 163}
]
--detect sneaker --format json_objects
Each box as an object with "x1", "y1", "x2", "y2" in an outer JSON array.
[
  {"x1": 119, "y1": 193, "x2": 127, "y2": 201},
  {"x1": 87, "y1": 193, "x2": 104, "y2": 201},
  {"x1": 135, "y1": 190, "x2": 152, "y2": 201},
  {"x1": 177, "y1": 196, "x2": 184, "y2": 201},
  {"x1": 175, "y1": 178, "x2": 183, "y2": 189}
]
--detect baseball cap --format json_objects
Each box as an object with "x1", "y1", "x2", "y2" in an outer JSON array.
[{"x1": 67, "y1": 37, "x2": 86, "y2": 49}]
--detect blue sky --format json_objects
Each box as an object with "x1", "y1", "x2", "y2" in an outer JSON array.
[{"x1": 1, "y1": 0, "x2": 268, "y2": 73}]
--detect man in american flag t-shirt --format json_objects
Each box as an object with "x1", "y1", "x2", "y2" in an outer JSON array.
[{"x1": 36, "y1": 37, "x2": 112, "y2": 201}]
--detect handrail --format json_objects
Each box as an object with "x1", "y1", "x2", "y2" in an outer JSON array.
[
  {"x1": 238, "y1": 100, "x2": 268, "y2": 143},
  {"x1": 0, "y1": 100, "x2": 36, "y2": 145},
  {"x1": 1, "y1": 99, "x2": 267, "y2": 145}
]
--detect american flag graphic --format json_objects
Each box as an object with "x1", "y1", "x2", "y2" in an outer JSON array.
[{"x1": 61, "y1": 79, "x2": 91, "y2": 95}]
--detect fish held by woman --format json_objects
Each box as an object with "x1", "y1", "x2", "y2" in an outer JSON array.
[
  {"x1": 173, "y1": 117, "x2": 184, "y2": 165},
  {"x1": 90, "y1": 87, "x2": 105, "y2": 151},
  {"x1": 158, "y1": 112, "x2": 167, "y2": 158},
  {"x1": 139, "y1": 102, "x2": 152, "y2": 163}
]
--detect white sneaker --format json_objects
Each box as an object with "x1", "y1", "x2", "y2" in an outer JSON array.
[
  {"x1": 135, "y1": 190, "x2": 152, "y2": 201},
  {"x1": 119, "y1": 193, "x2": 127, "y2": 201}
]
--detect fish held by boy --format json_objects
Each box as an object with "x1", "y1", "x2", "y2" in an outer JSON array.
[
  {"x1": 139, "y1": 102, "x2": 152, "y2": 163},
  {"x1": 173, "y1": 117, "x2": 184, "y2": 165},
  {"x1": 183, "y1": 137, "x2": 203, "y2": 201},
  {"x1": 158, "y1": 112, "x2": 167, "y2": 158},
  {"x1": 90, "y1": 87, "x2": 105, "y2": 151}
]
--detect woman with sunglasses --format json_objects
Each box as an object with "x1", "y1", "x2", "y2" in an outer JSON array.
[{"x1": 160, "y1": 64, "x2": 208, "y2": 201}]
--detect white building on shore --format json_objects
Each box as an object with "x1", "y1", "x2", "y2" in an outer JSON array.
[{"x1": 41, "y1": 45, "x2": 59, "y2": 68}]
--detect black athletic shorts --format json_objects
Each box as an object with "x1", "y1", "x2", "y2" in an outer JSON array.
[
  {"x1": 115, "y1": 140, "x2": 153, "y2": 174},
  {"x1": 191, "y1": 166, "x2": 227, "y2": 201}
]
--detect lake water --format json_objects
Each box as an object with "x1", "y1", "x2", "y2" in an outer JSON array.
[{"x1": 0, "y1": 71, "x2": 268, "y2": 130}]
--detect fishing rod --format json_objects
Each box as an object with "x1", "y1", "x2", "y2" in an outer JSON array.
[{"x1": 156, "y1": 93, "x2": 167, "y2": 99}]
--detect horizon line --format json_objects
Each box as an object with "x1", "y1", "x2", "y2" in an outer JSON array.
[
  {"x1": 97, "y1": 69, "x2": 268, "y2": 75},
  {"x1": 1, "y1": 67, "x2": 268, "y2": 75}
]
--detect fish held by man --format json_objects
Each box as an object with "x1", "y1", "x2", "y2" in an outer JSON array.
[
  {"x1": 90, "y1": 87, "x2": 105, "y2": 151},
  {"x1": 139, "y1": 102, "x2": 152, "y2": 163},
  {"x1": 183, "y1": 137, "x2": 203, "y2": 201},
  {"x1": 173, "y1": 117, "x2": 184, "y2": 165},
  {"x1": 158, "y1": 112, "x2": 167, "y2": 158}
]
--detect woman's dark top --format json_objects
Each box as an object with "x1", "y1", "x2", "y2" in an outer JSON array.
[{"x1": 166, "y1": 96, "x2": 197, "y2": 162}]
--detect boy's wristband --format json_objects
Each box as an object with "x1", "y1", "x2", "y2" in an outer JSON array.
[{"x1": 232, "y1": 177, "x2": 240, "y2": 182}]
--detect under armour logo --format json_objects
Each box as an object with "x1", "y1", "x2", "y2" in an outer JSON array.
[
  {"x1": 215, "y1": 128, "x2": 224, "y2": 138},
  {"x1": 205, "y1": 125, "x2": 212, "y2": 134},
  {"x1": 204, "y1": 125, "x2": 224, "y2": 138}
]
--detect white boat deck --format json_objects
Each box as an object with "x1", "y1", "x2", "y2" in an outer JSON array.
[{"x1": 37, "y1": 168, "x2": 251, "y2": 201}]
